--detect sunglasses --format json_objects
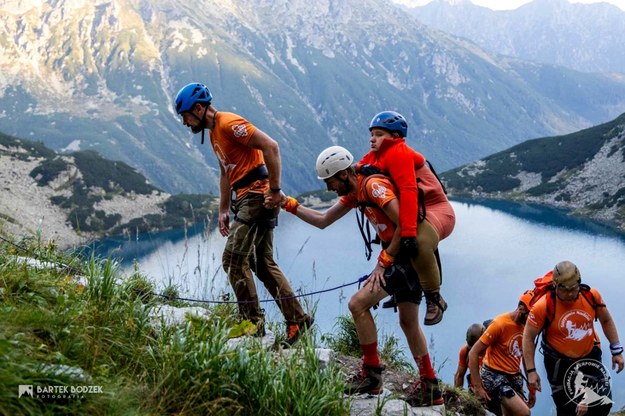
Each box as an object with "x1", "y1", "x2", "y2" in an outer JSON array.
[{"x1": 556, "y1": 283, "x2": 580, "y2": 291}]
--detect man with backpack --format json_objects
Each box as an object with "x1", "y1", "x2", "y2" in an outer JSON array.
[
  {"x1": 174, "y1": 82, "x2": 313, "y2": 347},
  {"x1": 522, "y1": 261, "x2": 623, "y2": 416},
  {"x1": 468, "y1": 292, "x2": 536, "y2": 416},
  {"x1": 278, "y1": 145, "x2": 444, "y2": 407}
]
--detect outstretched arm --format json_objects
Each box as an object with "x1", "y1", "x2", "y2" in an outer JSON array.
[{"x1": 282, "y1": 197, "x2": 352, "y2": 229}]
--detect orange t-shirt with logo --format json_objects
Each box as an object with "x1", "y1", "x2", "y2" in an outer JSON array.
[
  {"x1": 209, "y1": 112, "x2": 267, "y2": 198},
  {"x1": 480, "y1": 312, "x2": 525, "y2": 375},
  {"x1": 339, "y1": 175, "x2": 397, "y2": 243},
  {"x1": 527, "y1": 288, "x2": 603, "y2": 358}
]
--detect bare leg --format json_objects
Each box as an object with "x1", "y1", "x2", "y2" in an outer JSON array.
[
  {"x1": 348, "y1": 285, "x2": 390, "y2": 345},
  {"x1": 397, "y1": 302, "x2": 428, "y2": 357}
]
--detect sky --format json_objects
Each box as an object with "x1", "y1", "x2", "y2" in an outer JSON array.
[{"x1": 393, "y1": 0, "x2": 625, "y2": 11}]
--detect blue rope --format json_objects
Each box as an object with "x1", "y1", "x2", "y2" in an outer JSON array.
[
  {"x1": 149, "y1": 274, "x2": 369, "y2": 304},
  {"x1": 0, "y1": 234, "x2": 369, "y2": 306}
]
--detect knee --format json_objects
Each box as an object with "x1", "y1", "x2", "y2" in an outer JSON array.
[
  {"x1": 222, "y1": 249, "x2": 231, "y2": 265},
  {"x1": 398, "y1": 315, "x2": 413, "y2": 332},
  {"x1": 222, "y1": 250, "x2": 244, "y2": 272},
  {"x1": 348, "y1": 295, "x2": 367, "y2": 317}
]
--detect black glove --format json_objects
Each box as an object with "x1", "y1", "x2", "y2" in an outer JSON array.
[
  {"x1": 398, "y1": 236, "x2": 419, "y2": 260},
  {"x1": 358, "y1": 164, "x2": 382, "y2": 176}
]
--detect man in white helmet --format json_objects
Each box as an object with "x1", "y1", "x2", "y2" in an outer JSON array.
[
  {"x1": 523, "y1": 261, "x2": 623, "y2": 416},
  {"x1": 277, "y1": 145, "x2": 444, "y2": 407}
]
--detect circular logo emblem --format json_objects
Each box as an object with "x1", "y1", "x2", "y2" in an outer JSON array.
[
  {"x1": 563, "y1": 359, "x2": 613, "y2": 408},
  {"x1": 507, "y1": 333, "x2": 523, "y2": 358}
]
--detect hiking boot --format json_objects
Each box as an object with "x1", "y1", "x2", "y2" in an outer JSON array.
[
  {"x1": 281, "y1": 315, "x2": 314, "y2": 348},
  {"x1": 344, "y1": 362, "x2": 385, "y2": 395},
  {"x1": 424, "y1": 292, "x2": 447, "y2": 326},
  {"x1": 406, "y1": 377, "x2": 444, "y2": 407}
]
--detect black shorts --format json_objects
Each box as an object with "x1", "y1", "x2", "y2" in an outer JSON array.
[
  {"x1": 380, "y1": 262, "x2": 422, "y2": 305},
  {"x1": 480, "y1": 365, "x2": 524, "y2": 416}
]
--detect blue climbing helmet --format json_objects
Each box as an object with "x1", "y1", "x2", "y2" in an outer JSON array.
[
  {"x1": 368, "y1": 111, "x2": 408, "y2": 137},
  {"x1": 175, "y1": 83, "x2": 212, "y2": 115}
]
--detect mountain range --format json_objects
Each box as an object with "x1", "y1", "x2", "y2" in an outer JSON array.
[
  {"x1": 405, "y1": 0, "x2": 625, "y2": 74},
  {"x1": 1, "y1": 0, "x2": 625, "y2": 195},
  {"x1": 2, "y1": 109, "x2": 625, "y2": 249},
  {"x1": 0, "y1": 131, "x2": 215, "y2": 248},
  {"x1": 441, "y1": 112, "x2": 625, "y2": 232}
]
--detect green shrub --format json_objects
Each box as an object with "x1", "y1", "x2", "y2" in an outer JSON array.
[
  {"x1": 30, "y1": 157, "x2": 69, "y2": 186},
  {"x1": 321, "y1": 314, "x2": 411, "y2": 371}
]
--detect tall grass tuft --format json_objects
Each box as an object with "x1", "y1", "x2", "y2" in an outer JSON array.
[
  {"x1": 0, "y1": 235, "x2": 350, "y2": 415},
  {"x1": 322, "y1": 314, "x2": 412, "y2": 371}
]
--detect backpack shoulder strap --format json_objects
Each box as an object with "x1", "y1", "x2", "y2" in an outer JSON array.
[
  {"x1": 579, "y1": 284, "x2": 605, "y2": 321},
  {"x1": 355, "y1": 208, "x2": 374, "y2": 261},
  {"x1": 426, "y1": 160, "x2": 447, "y2": 195},
  {"x1": 354, "y1": 175, "x2": 385, "y2": 260},
  {"x1": 544, "y1": 287, "x2": 557, "y2": 329}
]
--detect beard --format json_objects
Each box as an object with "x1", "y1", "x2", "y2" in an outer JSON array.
[
  {"x1": 518, "y1": 313, "x2": 528, "y2": 325},
  {"x1": 191, "y1": 121, "x2": 205, "y2": 134}
]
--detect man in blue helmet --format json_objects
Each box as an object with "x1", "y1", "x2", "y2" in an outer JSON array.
[{"x1": 174, "y1": 82, "x2": 313, "y2": 347}]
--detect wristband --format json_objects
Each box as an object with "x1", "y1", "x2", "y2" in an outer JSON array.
[
  {"x1": 283, "y1": 196, "x2": 300, "y2": 214},
  {"x1": 610, "y1": 341, "x2": 623, "y2": 356},
  {"x1": 377, "y1": 249, "x2": 394, "y2": 268},
  {"x1": 526, "y1": 368, "x2": 536, "y2": 374},
  {"x1": 270, "y1": 187, "x2": 281, "y2": 192}
]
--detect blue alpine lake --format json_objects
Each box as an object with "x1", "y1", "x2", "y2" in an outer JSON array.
[{"x1": 90, "y1": 198, "x2": 625, "y2": 415}]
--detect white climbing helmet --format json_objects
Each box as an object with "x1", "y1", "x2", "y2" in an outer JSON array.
[{"x1": 315, "y1": 146, "x2": 354, "y2": 179}]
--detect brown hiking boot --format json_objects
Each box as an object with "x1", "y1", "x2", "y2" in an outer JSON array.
[
  {"x1": 344, "y1": 362, "x2": 385, "y2": 395},
  {"x1": 281, "y1": 315, "x2": 314, "y2": 348},
  {"x1": 406, "y1": 377, "x2": 444, "y2": 407},
  {"x1": 424, "y1": 292, "x2": 448, "y2": 326}
]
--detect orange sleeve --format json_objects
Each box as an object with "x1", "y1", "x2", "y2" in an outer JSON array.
[
  {"x1": 339, "y1": 194, "x2": 358, "y2": 209},
  {"x1": 364, "y1": 176, "x2": 398, "y2": 208},
  {"x1": 458, "y1": 345, "x2": 469, "y2": 368}
]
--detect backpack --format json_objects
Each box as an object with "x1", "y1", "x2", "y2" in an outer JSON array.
[{"x1": 525, "y1": 270, "x2": 604, "y2": 330}]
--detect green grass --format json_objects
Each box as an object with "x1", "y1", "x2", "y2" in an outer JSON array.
[
  {"x1": 321, "y1": 314, "x2": 413, "y2": 372},
  {"x1": 0, "y1": 234, "x2": 350, "y2": 416}
]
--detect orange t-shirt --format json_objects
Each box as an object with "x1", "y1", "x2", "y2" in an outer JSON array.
[
  {"x1": 209, "y1": 111, "x2": 267, "y2": 198},
  {"x1": 527, "y1": 288, "x2": 603, "y2": 358},
  {"x1": 458, "y1": 344, "x2": 484, "y2": 369},
  {"x1": 339, "y1": 175, "x2": 397, "y2": 243},
  {"x1": 480, "y1": 312, "x2": 525, "y2": 375}
]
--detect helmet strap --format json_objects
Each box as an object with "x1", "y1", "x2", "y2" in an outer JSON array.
[
  {"x1": 342, "y1": 173, "x2": 353, "y2": 194},
  {"x1": 189, "y1": 104, "x2": 210, "y2": 144}
]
